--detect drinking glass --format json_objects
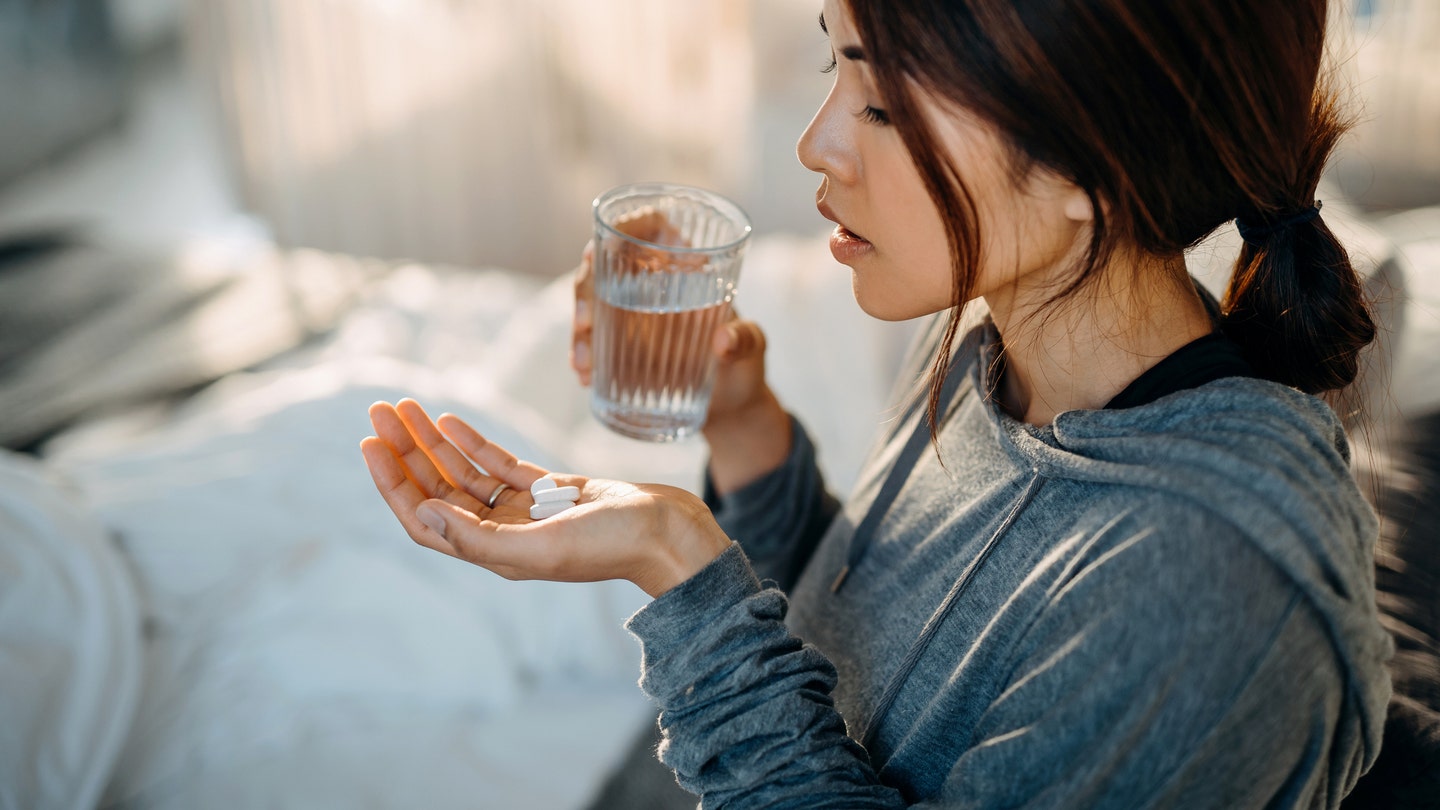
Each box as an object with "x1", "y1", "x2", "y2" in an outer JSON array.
[{"x1": 589, "y1": 183, "x2": 752, "y2": 442}]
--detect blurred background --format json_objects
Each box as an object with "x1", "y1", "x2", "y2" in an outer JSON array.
[
  {"x1": 1, "y1": 1, "x2": 1437, "y2": 808},
  {"x1": 0, "y1": 0, "x2": 1436, "y2": 273},
  {"x1": 0, "y1": 0, "x2": 837, "y2": 274}
]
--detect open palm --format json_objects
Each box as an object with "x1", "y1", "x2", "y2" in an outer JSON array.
[{"x1": 360, "y1": 399, "x2": 729, "y2": 596}]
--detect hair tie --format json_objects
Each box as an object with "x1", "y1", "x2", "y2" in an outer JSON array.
[{"x1": 1236, "y1": 201, "x2": 1323, "y2": 247}]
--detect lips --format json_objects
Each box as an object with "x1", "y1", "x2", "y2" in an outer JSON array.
[
  {"x1": 818, "y1": 199, "x2": 876, "y2": 265},
  {"x1": 816, "y1": 200, "x2": 868, "y2": 243}
]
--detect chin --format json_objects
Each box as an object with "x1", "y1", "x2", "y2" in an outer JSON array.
[{"x1": 851, "y1": 272, "x2": 948, "y2": 322}]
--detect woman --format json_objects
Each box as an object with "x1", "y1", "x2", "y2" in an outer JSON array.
[{"x1": 361, "y1": 0, "x2": 1393, "y2": 805}]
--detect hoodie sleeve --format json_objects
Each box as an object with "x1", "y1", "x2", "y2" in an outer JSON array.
[
  {"x1": 626, "y1": 542, "x2": 906, "y2": 809},
  {"x1": 702, "y1": 414, "x2": 840, "y2": 590}
]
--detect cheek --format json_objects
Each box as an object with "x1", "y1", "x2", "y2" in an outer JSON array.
[
  {"x1": 852, "y1": 214, "x2": 955, "y2": 320},
  {"x1": 867, "y1": 163, "x2": 958, "y2": 317}
]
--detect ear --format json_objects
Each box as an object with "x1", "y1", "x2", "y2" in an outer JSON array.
[
  {"x1": 1027, "y1": 165, "x2": 1094, "y2": 225},
  {"x1": 1061, "y1": 185, "x2": 1093, "y2": 223}
]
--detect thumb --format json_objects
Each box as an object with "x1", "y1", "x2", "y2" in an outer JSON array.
[
  {"x1": 416, "y1": 501, "x2": 449, "y2": 536},
  {"x1": 416, "y1": 497, "x2": 507, "y2": 558},
  {"x1": 714, "y1": 320, "x2": 767, "y2": 362}
]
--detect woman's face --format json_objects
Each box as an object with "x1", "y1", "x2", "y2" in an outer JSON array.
[{"x1": 797, "y1": 0, "x2": 1089, "y2": 322}]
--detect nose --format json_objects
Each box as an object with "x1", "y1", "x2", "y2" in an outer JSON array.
[{"x1": 797, "y1": 85, "x2": 858, "y2": 185}]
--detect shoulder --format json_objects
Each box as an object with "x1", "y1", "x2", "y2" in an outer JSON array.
[
  {"x1": 1004, "y1": 494, "x2": 1344, "y2": 732},
  {"x1": 1033, "y1": 492, "x2": 1301, "y2": 634},
  {"x1": 1009, "y1": 487, "x2": 1382, "y2": 739},
  {"x1": 1032, "y1": 377, "x2": 1376, "y2": 568},
  {"x1": 957, "y1": 494, "x2": 1355, "y2": 807},
  {"x1": 1050, "y1": 375, "x2": 1353, "y2": 470}
]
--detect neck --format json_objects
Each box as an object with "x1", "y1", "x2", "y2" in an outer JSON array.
[{"x1": 984, "y1": 253, "x2": 1214, "y2": 426}]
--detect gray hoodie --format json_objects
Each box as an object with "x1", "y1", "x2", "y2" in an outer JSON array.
[{"x1": 625, "y1": 319, "x2": 1393, "y2": 808}]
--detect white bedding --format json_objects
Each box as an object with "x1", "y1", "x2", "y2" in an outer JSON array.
[
  {"x1": 0, "y1": 453, "x2": 143, "y2": 810},
  {"x1": 42, "y1": 367, "x2": 663, "y2": 809},
  {"x1": 7, "y1": 232, "x2": 907, "y2": 809}
]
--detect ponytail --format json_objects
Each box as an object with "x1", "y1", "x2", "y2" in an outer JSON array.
[
  {"x1": 1222, "y1": 91, "x2": 1376, "y2": 396},
  {"x1": 848, "y1": 0, "x2": 1377, "y2": 405}
]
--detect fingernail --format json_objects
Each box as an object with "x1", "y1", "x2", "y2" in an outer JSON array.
[
  {"x1": 575, "y1": 340, "x2": 590, "y2": 366},
  {"x1": 417, "y1": 504, "x2": 446, "y2": 535},
  {"x1": 576, "y1": 299, "x2": 590, "y2": 321}
]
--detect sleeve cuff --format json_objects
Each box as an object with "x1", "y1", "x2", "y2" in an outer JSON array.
[{"x1": 625, "y1": 542, "x2": 763, "y2": 663}]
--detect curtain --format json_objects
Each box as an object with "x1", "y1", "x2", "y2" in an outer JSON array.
[
  {"x1": 1333, "y1": 0, "x2": 1440, "y2": 209},
  {"x1": 185, "y1": 0, "x2": 757, "y2": 275}
]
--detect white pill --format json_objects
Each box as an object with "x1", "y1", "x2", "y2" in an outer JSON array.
[
  {"x1": 530, "y1": 501, "x2": 574, "y2": 520},
  {"x1": 530, "y1": 478, "x2": 558, "y2": 495},
  {"x1": 533, "y1": 485, "x2": 580, "y2": 504}
]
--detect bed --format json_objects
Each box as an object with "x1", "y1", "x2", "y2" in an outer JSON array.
[
  {"x1": 0, "y1": 228, "x2": 913, "y2": 809},
  {"x1": 1, "y1": 198, "x2": 1437, "y2": 808}
]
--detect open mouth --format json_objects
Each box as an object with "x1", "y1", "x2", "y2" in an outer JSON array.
[
  {"x1": 826, "y1": 221, "x2": 876, "y2": 264},
  {"x1": 817, "y1": 199, "x2": 874, "y2": 262},
  {"x1": 823, "y1": 198, "x2": 864, "y2": 242}
]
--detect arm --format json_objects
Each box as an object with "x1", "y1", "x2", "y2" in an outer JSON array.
[
  {"x1": 364, "y1": 399, "x2": 1365, "y2": 807},
  {"x1": 627, "y1": 505, "x2": 1366, "y2": 809},
  {"x1": 362, "y1": 398, "x2": 889, "y2": 805},
  {"x1": 702, "y1": 415, "x2": 839, "y2": 590},
  {"x1": 628, "y1": 543, "x2": 905, "y2": 809}
]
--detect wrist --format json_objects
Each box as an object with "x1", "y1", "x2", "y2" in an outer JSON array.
[
  {"x1": 637, "y1": 491, "x2": 732, "y2": 598},
  {"x1": 702, "y1": 390, "x2": 792, "y2": 495}
]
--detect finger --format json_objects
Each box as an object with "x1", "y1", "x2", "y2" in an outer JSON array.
[
  {"x1": 414, "y1": 499, "x2": 554, "y2": 580},
  {"x1": 418, "y1": 497, "x2": 625, "y2": 584},
  {"x1": 435, "y1": 413, "x2": 549, "y2": 491},
  {"x1": 573, "y1": 240, "x2": 594, "y2": 303},
  {"x1": 368, "y1": 401, "x2": 452, "y2": 499},
  {"x1": 360, "y1": 437, "x2": 459, "y2": 557},
  {"x1": 571, "y1": 292, "x2": 593, "y2": 381},
  {"x1": 714, "y1": 319, "x2": 767, "y2": 363},
  {"x1": 574, "y1": 296, "x2": 593, "y2": 331},
  {"x1": 573, "y1": 243, "x2": 596, "y2": 385},
  {"x1": 571, "y1": 336, "x2": 592, "y2": 385},
  {"x1": 393, "y1": 399, "x2": 497, "y2": 510}
]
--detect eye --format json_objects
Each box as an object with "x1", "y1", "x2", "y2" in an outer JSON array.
[
  {"x1": 822, "y1": 54, "x2": 837, "y2": 74},
  {"x1": 856, "y1": 105, "x2": 891, "y2": 126}
]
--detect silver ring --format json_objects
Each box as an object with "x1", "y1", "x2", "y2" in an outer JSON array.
[{"x1": 485, "y1": 482, "x2": 511, "y2": 508}]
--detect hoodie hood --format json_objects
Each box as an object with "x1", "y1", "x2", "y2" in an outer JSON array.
[{"x1": 978, "y1": 336, "x2": 1394, "y2": 771}]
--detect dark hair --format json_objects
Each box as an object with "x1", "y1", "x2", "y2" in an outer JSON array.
[{"x1": 845, "y1": 0, "x2": 1375, "y2": 429}]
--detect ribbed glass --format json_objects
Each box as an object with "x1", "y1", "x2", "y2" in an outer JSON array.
[{"x1": 589, "y1": 183, "x2": 752, "y2": 442}]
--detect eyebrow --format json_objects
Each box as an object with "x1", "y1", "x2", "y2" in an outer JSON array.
[{"x1": 818, "y1": 13, "x2": 868, "y2": 61}]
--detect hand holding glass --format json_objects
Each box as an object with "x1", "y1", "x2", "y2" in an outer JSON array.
[{"x1": 588, "y1": 183, "x2": 752, "y2": 442}]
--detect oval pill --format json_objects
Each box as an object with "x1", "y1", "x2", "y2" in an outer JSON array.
[
  {"x1": 529, "y1": 501, "x2": 574, "y2": 520},
  {"x1": 533, "y1": 486, "x2": 580, "y2": 504},
  {"x1": 530, "y1": 478, "x2": 558, "y2": 495}
]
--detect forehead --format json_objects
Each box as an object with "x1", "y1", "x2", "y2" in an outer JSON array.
[{"x1": 820, "y1": 0, "x2": 855, "y2": 38}]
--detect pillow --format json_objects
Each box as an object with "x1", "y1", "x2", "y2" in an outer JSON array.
[
  {"x1": 41, "y1": 361, "x2": 651, "y2": 806},
  {"x1": 0, "y1": 451, "x2": 143, "y2": 810}
]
